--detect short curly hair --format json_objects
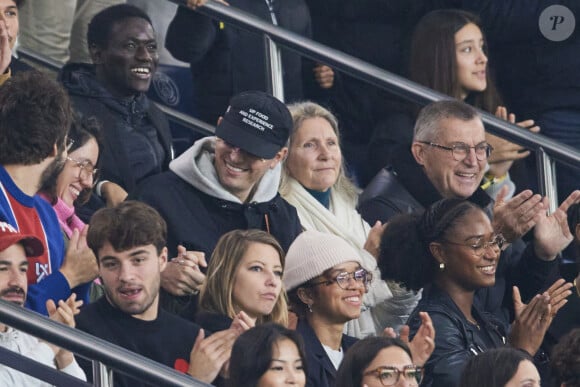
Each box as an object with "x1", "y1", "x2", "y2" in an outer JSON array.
[
  {"x1": 551, "y1": 328, "x2": 580, "y2": 386},
  {"x1": 0, "y1": 71, "x2": 71, "y2": 166},
  {"x1": 379, "y1": 198, "x2": 482, "y2": 291}
]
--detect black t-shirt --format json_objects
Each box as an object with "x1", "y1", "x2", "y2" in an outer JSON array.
[{"x1": 76, "y1": 297, "x2": 200, "y2": 387}]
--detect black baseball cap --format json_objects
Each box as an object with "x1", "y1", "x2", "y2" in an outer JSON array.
[
  {"x1": 0, "y1": 222, "x2": 44, "y2": 257},
  {"x1": 215, "y1": 90, "x2": 292, "y2": 159}
]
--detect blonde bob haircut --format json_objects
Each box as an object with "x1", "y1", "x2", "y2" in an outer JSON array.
[
  {"x1": 280, "y1": 101, "x2": 359, "y2": 204},
  {"x1": 199, "y1": 229, "x2": 289, "y2": 326}
]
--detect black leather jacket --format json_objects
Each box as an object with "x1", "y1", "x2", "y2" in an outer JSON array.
[
  {"x1": 408, "y1": 284, "x2": 507, "y2": 387},
  {"x1": 358, "y1": 147, "x2": 558, "y2": 325}
]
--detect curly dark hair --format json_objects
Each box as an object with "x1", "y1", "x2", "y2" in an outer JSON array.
[
  {"x1": 379, "y1": 198, "x2": 482, "y2": 291},
  {"x1": 551, "y1": 328, "x2": 580, "y2": 387},
  {"x1": 0, "y1": 71, "x2": 72, "y2": 165}
]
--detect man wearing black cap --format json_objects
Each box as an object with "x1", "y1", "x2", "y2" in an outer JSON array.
[
  {"x1": 0, "y1": 221, "x2": 86, "y2": 385},
  {"x1": 132, "y1": 90, "x2": 301, "y2": 318}
]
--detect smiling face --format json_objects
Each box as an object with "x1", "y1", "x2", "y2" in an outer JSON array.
[
  {"x1": 436, "y1": 208, "x2": 499, "y2": 290},
  {"x1": 0, "y1": 0, "x2": 18, "y2": 50},
  {"x1": 257, "y1": 338, "x2": 306, "y2": 387},
  {"x1": 286, "y1": 117, "x2": 341, "y2": 192},
  {"x1": 232, "y1": 242, "x2": 283, "y2": 320},
  {"x1": 504, "y1": 360, "x2": 541, "y2": 387},
  {"x1": 413, "y1": 116, "x2": 486, "y2": 199},
  {"x1": 455, "y1": 23, "x2": 487, "y2": 100},
  {"x1": 306, "y1": 261, "x2": 365, "y2": 324},
  {"x1": 56, "y1": 138, "x2": 99, "y2": 207},
  {"x1": 0, "y1": 244, "x2": 28, "y2": 308},
  {"x1": 362, "y1": 346, "x2": 417, "y2": 387},
  {"x1": 98, "y1": 242, "x2": 167, "y2": 321},
  {"x1": 91, "y1": 17, "x2": 158, "y2": 97},
  {"x1": 214, "y1": 137, "x2": 285, "y2": 202}
]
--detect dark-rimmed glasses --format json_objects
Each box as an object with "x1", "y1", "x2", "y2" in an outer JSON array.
[
  {"x1": 305, "y1": 268, "x2": 372, "y2": 290},
  {"x1": 442, "y1": 233, "x2": 505, "y2": 256},
  {"x1": 418, "y1": 141, "x2": 493, "y2": 161},
  {"x1": 363, "y1": 365, "x2": 423, "y2": 386},
  {"x1": 66, "y1": 156, "x2": 98, "y2": 181}
]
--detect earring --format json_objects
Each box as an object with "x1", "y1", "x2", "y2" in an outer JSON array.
[
  {"x1": 439, "y1": 263, "x2": 445, "y2": 271},
  {"x1": 307, "y1": 304, "x2": 313, "y2": 313}
]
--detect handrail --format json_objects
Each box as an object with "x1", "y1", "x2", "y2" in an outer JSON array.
[
  {"x1": 177, "y1": 0, "x2": 580, "y2": 171},
  {"x1": 0, "y1": 300, "x2": 212, "y2": 387},
  {"x1": 18, "y1": 1, "x2": 580, "y2": 171}
]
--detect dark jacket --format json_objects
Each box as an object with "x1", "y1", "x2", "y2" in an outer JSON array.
[
  {"x1": 132, "y1": 138, "x2": 301, "y2": 321},
  {"x1": 358, "y1": 147, "x2": 558, "y2": 324},
  {"x1": 59, "y1": 63, "x2": 173, "y2": 194},
  {"x1": 166, "y1": 1, "x2": 311, "y2": 124},
  {"x1": 296, "y1": 319, "x2": 358, "y2": 387},
  {"x1": 433, "y1": 0, "x2": 580, "y2": 117},
  {"x1": 407, "y1": 284, "x2": 507, "y2": 387},
  {"x1": 132, "y1": 170, "x2": 301, "y2": 258}
]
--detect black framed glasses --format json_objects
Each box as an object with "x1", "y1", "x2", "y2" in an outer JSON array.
[
  {"x1": 442, "y1": 233, "x2": 505, "y2": 256},
  {"x1": 305, "y1": 268, "x2": 372, "y2": 290},
  {"x1": 66, "y1": 156, "x2": 98, "y2": 181},
  {"x1": 363, "y1": 365, "x2": 423, "y2": 386},
  {"x1": 418, "y1": 141, "x2": 493, "y2": 161}
]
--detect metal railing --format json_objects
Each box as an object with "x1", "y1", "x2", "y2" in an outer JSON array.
[
  {"x1": 0, "y1": 300, "x2": 211, "y2": 387},
  {"x1": 5, "y1": 0, "x2": 580, "y2": 384},
  {"x1": 170, "y1": 0, "x2": 580, "y2": 210}
]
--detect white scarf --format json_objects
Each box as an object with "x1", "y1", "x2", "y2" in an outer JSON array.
[{"x1": 281, "y1": 177, "x2": 417, "y2": 337}]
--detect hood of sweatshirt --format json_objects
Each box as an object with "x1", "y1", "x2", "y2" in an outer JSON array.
[{"x1": 169, "y1": 136, "x2": 282, "y2": 204}]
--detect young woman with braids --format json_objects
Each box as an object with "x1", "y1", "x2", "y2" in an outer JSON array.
[{"x1": 379, "y1": 198, "x2": 570, "y2": 387}]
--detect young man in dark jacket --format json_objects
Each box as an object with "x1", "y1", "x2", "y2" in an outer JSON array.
[
  {"x1": 132, "y1": 90, "x2": 301, "y2": 320},
  {"x1": 58, "y1": 4, "x2": 173, "y2": 208}
]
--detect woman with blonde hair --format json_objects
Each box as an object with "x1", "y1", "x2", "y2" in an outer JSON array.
[
  {"x1": 198, "y1": 229, "x2": 288, "y2": 332},
  {"x1": 280, "y1": 101, "x2": 415, "y2": 337}
]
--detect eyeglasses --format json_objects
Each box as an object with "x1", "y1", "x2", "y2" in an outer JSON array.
[
  {"x1": 306, "y1": 268, "x2": 372, "y2": 290},
  {"x1": 363, "y1": 365, "x2": 423, "y2": 386},
  {"x1": 66, "y1": 156, "x2": 98, "y2": 181},
  {"x1": 442, "y1": 233, "x2": 505, "y2": 256},
  {"x1": 418, "y1": 141, "x2": 493, "y2": 161}
]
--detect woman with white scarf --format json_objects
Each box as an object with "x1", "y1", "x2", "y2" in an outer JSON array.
[{"x1": 279, "y1": 101, "x2": 420, "y2": 337}]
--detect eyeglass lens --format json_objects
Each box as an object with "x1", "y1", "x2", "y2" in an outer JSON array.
[
  {"x1": 335, "y1": 269, "x2": 369, "y2": 289},
  {"x1": 452, "y1": 143, "x2": 491, "y2": 161},
  {"x1": 378, "y1": 367, "x2": 422, "y2": 385}
]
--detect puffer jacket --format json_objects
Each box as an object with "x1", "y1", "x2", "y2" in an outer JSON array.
[{"x1": 59, "y1": 63, "x2": 173, "y2": 193}]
